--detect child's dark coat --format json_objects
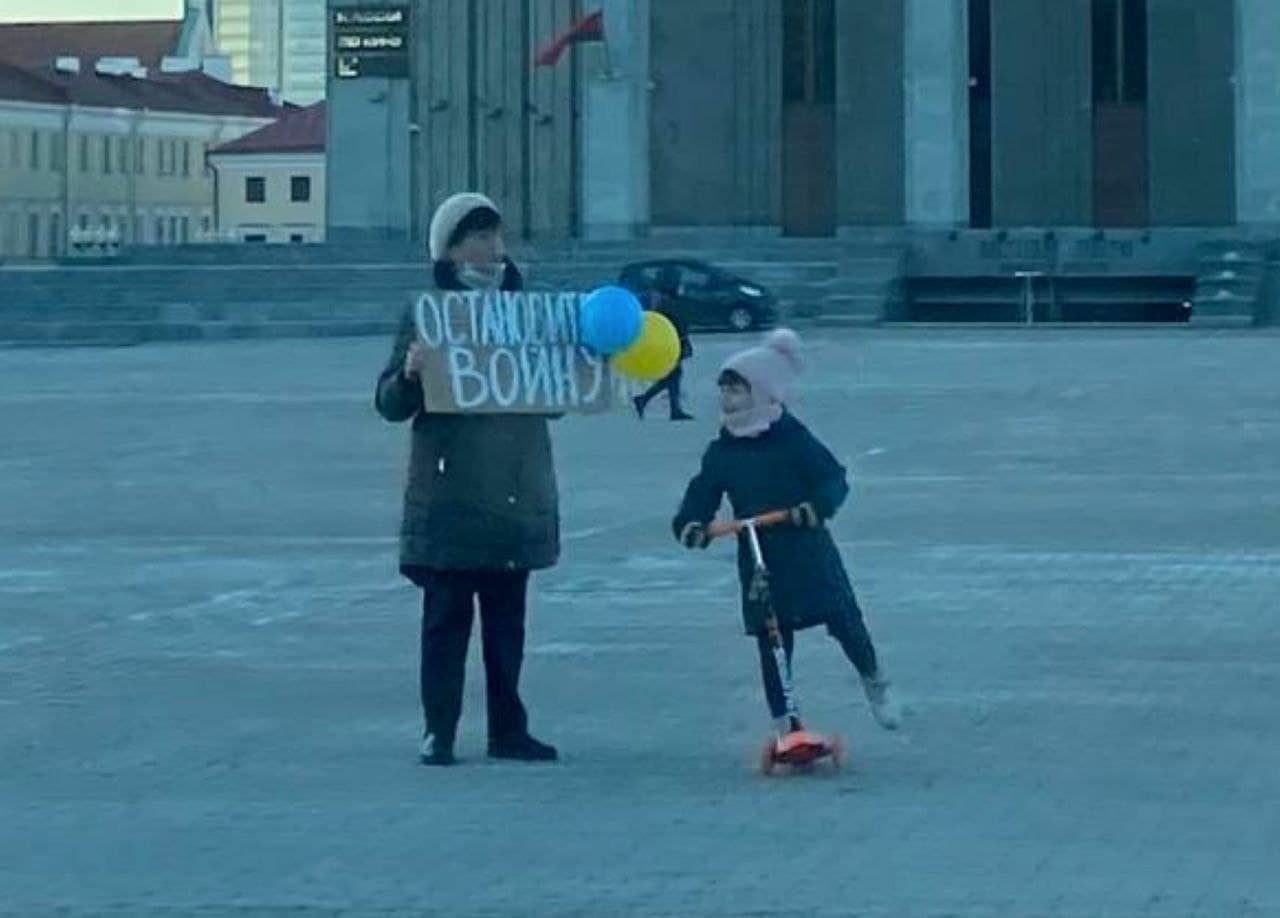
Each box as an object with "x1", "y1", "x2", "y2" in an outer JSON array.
[{"x1": 673, "y1": 412, "x2": 862, "y2": 636}]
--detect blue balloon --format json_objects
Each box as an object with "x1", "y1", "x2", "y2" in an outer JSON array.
[{"x1": 580, "y1": 286, "x2": 644, "y2": 356}]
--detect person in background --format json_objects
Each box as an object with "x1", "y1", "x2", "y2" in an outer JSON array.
[{"x1": 634, "y1": 266, "x2": 694, "y2": 421}]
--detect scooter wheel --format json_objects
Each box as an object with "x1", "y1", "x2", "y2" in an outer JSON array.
[
  {"x1": 827, "y1": 735, "x2": 846, "y2": 771},
  {"x1": 760, "y1": 739, "x2": 779, "y2": 776}
]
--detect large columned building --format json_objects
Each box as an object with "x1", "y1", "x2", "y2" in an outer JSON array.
[{"x1": 327, "y1": 0, "x2": 1280, "y2": 243}]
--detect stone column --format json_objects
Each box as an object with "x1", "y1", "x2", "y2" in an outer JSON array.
[
  {"x1": 580, "y1": 0, "x2": 650, "y2": 239},
  {"x1": 903, "y1": 0, "x2": 969, "y2": 226},
  {"x1": 1148, "y1": 0, "x2": 1235, "y2": 226},
  {"x1": 1235, "y1": 0, "x2": 1280, "y2": 226}
]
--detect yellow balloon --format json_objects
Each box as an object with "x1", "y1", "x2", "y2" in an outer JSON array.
[{"x1": 611, "y1": 311, "x2": 680, "y2": 382}]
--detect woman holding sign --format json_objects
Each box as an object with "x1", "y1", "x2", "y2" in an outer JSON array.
[{"x1": 375, "y1": 192, "x2": 559, "y2": 767}]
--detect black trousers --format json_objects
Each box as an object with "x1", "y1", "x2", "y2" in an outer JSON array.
[
  {"x1": 419, "y1": 569, "x2": 530, "y2": 746},
  {"x1": 636, "y1": 361, "x2": 686, "y2": 416},
  {"x1": 755, "y1": 609, "x2": 879, "y2": 720}
]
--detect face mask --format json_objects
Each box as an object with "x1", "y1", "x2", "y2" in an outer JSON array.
[{"x1": 457, "y1": 262, "x2": 503, "y2": 291}]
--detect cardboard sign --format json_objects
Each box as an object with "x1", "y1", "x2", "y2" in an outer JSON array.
[{"x1": 413, "y1": 290, "x2": 618, "y2": 415}]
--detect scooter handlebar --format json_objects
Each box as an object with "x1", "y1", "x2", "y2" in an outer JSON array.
[{"x1": 707, "y1": 510, "x2": 791, "y2": 540}]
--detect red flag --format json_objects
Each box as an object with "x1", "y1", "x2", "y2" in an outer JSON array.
[{"x1": 534, "y1": 9, "x2": 605, "y2": 67}]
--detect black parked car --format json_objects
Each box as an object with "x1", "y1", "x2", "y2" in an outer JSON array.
[{"x1": 618, "y1": 258, "x2": 778, "y2": 332}]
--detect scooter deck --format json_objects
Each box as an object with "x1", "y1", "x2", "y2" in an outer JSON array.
[{"x1": 761, "y1": 730, "x2": 845, "y2": 774}]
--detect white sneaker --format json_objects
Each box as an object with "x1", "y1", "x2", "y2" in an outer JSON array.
[{"x1": 862, "y1": 673, "x2": 902, "y2": 731}]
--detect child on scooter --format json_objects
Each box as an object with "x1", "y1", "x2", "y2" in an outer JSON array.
[{"x1": 671, "y1": 329, "x2": 902, "y2": 735}]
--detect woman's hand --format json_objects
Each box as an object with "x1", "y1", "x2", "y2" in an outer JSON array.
[{"x1": 403, "y1": 341, "x2": 428, "y2": 380}]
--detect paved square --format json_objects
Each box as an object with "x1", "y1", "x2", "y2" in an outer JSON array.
[{"x1": 2, "y1": 328, "x2": 1278, "y2": 916}]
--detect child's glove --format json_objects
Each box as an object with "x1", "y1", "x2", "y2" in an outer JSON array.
[
  {"x1": 678, "y1": 521, "x2": 711, "y2": 550},
  {"x1": 788, "y1": 502, "x2": 821, "y2": 529}
]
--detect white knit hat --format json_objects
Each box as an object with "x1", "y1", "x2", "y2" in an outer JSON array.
[
  {"x1": 428, "y1": 192, "x2": 501, "y2": 261},
  {"x1": 720, "y1": 328, "x2": 804, "y2": 404}
]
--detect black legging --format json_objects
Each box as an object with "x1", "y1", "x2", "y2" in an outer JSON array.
[
  {"x1": 755, "y1": 612, "x2": 879, "y2": 719},
  {"x1": 635, "y1": 362, "x2": 686, "y2": 416}
]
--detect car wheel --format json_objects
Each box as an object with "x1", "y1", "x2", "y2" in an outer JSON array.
[{"x1": 728, "y1": 306, "x2": 755, "y2": 332}]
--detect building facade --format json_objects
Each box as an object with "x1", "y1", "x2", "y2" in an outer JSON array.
[
  {"x1": 213, "y1": 0, "x2": 327, "y2": 105},
  {"x1": 209, "y1": 102, "x2": 326, "y2": 243},
  {"x1": 636, "y1": 0, "x2": 1280, "y2": 234},
  {"x1": 326, "y1": 0, "x2": 1280, "y2": 243},
  {"x1": 0, "y1": 61, "x2": 282, "y2": 261}
]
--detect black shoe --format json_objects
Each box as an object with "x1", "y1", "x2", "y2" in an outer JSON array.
[
  {"x1": 419, "y1": 733, "x2": 456, "y2": 767},
  {"x1": 488, "y1": 734, "x2": 559, "y2": 762},
  {"x1": 670, "y1": 411, "x2": 694, "y2": 421},
  {"x1": 633, "y1": 396, "x2": 646, "y2": 419}
]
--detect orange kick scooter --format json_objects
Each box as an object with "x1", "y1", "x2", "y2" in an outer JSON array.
[{"x1": 709, "y1": 511, "x2": 845, "y2": 775}]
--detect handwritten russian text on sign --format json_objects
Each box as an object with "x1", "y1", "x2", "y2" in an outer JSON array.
[{"x1": 413, "y1": 291, "x2": 616, "y2": 414}]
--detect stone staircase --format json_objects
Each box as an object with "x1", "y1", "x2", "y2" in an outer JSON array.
[
  {"x1": 518, "y1": 233, "x2": 905, "y2": 325},
  {"x1": 0, "y1": 233, "x2": 908, "y2": 347},
  {"x1": 1191, "y1": 240, "x2": 1268, "y2": 327}
]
